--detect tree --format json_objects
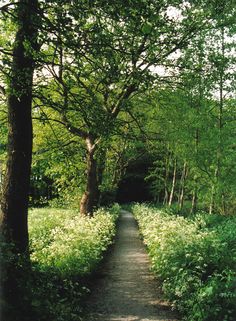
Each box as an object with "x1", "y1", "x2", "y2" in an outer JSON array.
[
  {"x1": 35, "y1": 0, "x2": 216, "y2": 215},
  {"x1": 0, "y1": 2, "x2": 40, "y2": 319},
  {"x1": 0, "y1": 0, "x2": 39, "y2": 253},
  {"x1": 142, "y1": 0, "x2": 236, "y2": 213}
]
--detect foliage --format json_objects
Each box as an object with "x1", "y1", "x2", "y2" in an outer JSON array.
[
  {"x1": 0, "y1": 0, "x2": 235, "y2": 320},
  {"x1": 30, "y1": 0, "x2": 225, "y2": 212},
  {"x1": 29, "y1": 204, "x2": 120, "y2": 321},
  {"x1": 133, "y1": 203, "x2": 236, "y2": 321},
  {"x1": 30, "y1": 115, "x2": 87, "y2": 207},
  {"x1": 1, "y1": 204, "x2": 120, "y2": 321},
  {"x1": 1, "y1": 0, "x2": 235, "y2": 212},
  {"x1": 29, "y1": 204, "x2": 120, "y2": 276}
]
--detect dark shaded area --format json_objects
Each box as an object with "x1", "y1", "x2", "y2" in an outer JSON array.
[
  {"x1": 29, "y1": 175, "x2": 55, "y2": 207},
  {"x1": 117, "y1": 175, "x2": 152, "y2": 203},
  {"x1": 116, "y1": 155, "x2": 153, "y2": 203}
]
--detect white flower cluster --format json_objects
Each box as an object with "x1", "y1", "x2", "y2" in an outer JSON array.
[{"x1": 29, "y1": 204, "x2": 120, "y2": 276}]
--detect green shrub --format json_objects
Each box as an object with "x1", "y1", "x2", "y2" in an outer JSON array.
[
  {"x1": 132, "y1": 203, "x2": 236, "y2": 321},
  {"x1": 28, "y1": 204, "x2": 120, "y2": 321}
]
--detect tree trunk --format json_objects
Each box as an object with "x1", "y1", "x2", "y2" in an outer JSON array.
[
  {"x1": 163, "y1": 153, "x2": 170, "y2": 205},
  {"x1": 80, "y1": 137, "x2": 99, "y2": 215},
  {"x1": 168, "y1": 159, "x2": 177, "y2": 207},
  {"x1": 209, "y1": 168, "x2": 218, "y2": 214},
  {"x1": 217, "y1": 26, "x2": 224, "y2": 213},
  {"x1": 178, "y1": 162, "x2": 187, "y2": 211},
  {"x1": 0, "y1": 0, "x2": 39, "y2": 254},
  {"x1": 191, "y1": 186, "x2": 198, "y2": 214},
  {"x1": 210, "y1": 27, "x2": 225, "y2": 215},
  {"x1": 221, "y1": 192, "x2": 226, "y2": 215},
  {"x1": 96, "y1": 148, "x2": 106, "y2": 204},
  {"x1": 0, "y1": 1, "x2": 39, "y2": 319},
  {"x1": 209, "y1": 184, "x2": 215, "y2": 214}
]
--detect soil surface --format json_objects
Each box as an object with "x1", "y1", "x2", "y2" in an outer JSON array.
[{"x1": 83, "y1": 210, "x2": 179, "y2": 321}]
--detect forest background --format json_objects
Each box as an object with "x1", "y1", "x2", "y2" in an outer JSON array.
[
  {"x1": 0, "y1": 1, "x2": 235, "y2": 320},
  {"x1": 1, "y1": 0, "x2": 235, "y2": 216}
]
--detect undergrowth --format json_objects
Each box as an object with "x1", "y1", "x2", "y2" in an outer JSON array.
[
  {"x1": 1, "y1": 204, "x2": 120, "y2": 321},
  {"x1": 29, "y1": 204, "x2": 120, "y2": 321},
  {"x1": 132, "y1": 203, "x2": 236, "y2": 321}
]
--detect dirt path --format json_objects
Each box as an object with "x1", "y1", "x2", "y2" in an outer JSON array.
[{"x1": 83, "y1": 210, "x2": 179, "y2": 321}]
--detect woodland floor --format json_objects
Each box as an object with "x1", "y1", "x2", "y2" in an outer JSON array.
[{"x1": 83, "y1": 210, "x2": 179, "y2": 321}]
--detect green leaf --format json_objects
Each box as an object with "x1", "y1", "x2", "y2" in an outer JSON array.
[
  {"x1": 204, "y1": 286, "x2": 214, "y2": 296},
  {"x1": 141, "y1": 23, "x2": 152, "y2": 34}
]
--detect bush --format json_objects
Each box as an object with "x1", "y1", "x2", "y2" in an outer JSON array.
[
  {"x1": 29, "y1": 204, "x2": 120, "y2": 321},
  {"x1": 132, "y1": 203, "x2": 236, "y2": 321}
]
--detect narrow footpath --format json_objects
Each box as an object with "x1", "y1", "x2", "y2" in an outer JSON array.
[{"x1": 83, "y1": 210, "x2": 179, "y2": 321}]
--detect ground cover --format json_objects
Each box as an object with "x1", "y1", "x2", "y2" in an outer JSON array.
[
  {"x1": 27, "y1": 204, "x2": 120, "y2": 321},
  {"x1": 132, "y1": 203, "x2": 236, "y2": 321}
]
